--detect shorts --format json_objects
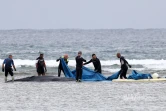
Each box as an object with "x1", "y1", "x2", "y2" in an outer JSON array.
[
  {"x1": 5, "y1": 68, "x2": 13, "y2": 77},
  {"x1": 37, "y1": 67, "x2": 44, "y2": 74}
]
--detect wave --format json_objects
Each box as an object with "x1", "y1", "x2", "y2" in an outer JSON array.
[{"x1": 0, "y1": 59, "x2": 166, "y2": 71}]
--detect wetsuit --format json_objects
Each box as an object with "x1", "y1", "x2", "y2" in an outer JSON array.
[
  {"x1": 84, "y1": 58, "x2": 102, "y2": 73},
  {"x1": 36, "y1": 57, "x2": 46, "y2": 74},
  {"x1": 57, "y1": 57, "x2": 68, "y2": 77},
  {"x1": 119, "y1": 56, "x2": 131, "y2": 79},
  {"x1": 75, "y1": 56, "x2": 86, "y2": 81},
  {"x1": 3, "y1": 58, "x2": 14, "y2": 77}
]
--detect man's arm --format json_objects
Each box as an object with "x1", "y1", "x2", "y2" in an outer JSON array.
[
  {"x1": 83, "y1": 59, "x2": 92, "y2": 65},
  {"x1": 123, "y1": 58, "x2": 131, "y2": 68},
  {"x1": 12, "y1": 65, "x2": 16, "y2": 71},
  {"x1": 82, "y1": 58, "x2": 86, "y2": 63},
  {"x1": 44, "y1": 60, "x2": 47, "y2": 72},
  {"x1": 56, "y1": 57, "x2": 61, "y2": 62},
  {"x1": 12, "y1": 60, "x2": 16, "y2": 71}
]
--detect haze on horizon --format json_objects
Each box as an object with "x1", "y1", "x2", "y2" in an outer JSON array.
[{"x1": 0, "y1": 0, "x2": 166, "y2": 29}]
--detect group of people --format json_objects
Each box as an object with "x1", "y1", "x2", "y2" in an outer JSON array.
[
  {"x1": 2, "y1": 52, "x2": 131, "y2": 82},
  {"x1": 74, "y1": 51, "x2": 131, "y2": 82}
]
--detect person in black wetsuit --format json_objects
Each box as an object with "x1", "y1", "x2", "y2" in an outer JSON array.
[
  {"x1": 36, "y1": 53, "x2": 47, "y2": 76},
  {"x1": 2, "y1": 55, "x2": 16, "y2": 82},
  {"x1": 75, "y1": 51, "x2": 86, "y2": 82},
  {"x1": 117, "y1": 53, "x2": 131, "y2": 79},
  {"x1": 56, "y1": 54, "x2": 69, "y2": 77},
  {"x1": 83, "y1": 54, "x2": 102, "y2": 73}
]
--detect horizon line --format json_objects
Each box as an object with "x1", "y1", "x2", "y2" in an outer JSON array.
[{"x1": 0, "y1": 28, "x2": 166, "y2": 31}]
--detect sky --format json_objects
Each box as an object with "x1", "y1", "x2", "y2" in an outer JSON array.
[{"x1": 0, "y1": 0, "x2": 166, "y2": 29}]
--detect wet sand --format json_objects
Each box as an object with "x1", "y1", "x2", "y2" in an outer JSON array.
[{"x1": 0, "y1": 75, "x2": 166, "y2": 111}]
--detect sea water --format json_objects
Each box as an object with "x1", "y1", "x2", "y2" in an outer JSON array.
[
  {"x1": 0, "y1": 29, "x2": 166, "y2": 111},
  {"x1": 0, "y1": 29, "x2": 166, "y2": 76}
]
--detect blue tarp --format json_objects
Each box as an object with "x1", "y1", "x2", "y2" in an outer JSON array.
[
  {"x1": 107, "y1": 71, "x2": 120, "y2": 81},
  {"x1": 61, "y1": 58, "x2": 152, "y2": 81},
  {"x1": 61, "y1": 58, "x2": 121, "y2": 81},
  {"x1": 61, "y1": 58, "x2": 75, "y2": 78},
  {"x1": 72, "y1": 67, "x2": 107, "y2": 81},
  {"x1": 128, "y1": 70, "x2": 152, "y2": 80}
]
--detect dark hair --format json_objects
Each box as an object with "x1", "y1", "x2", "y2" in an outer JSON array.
[
  {"x1": 92, "y1": 54, "x2": 96, "y2": 57},
  {"x1": 78, "y1": 51, "x2": 82, "y2": 54}
]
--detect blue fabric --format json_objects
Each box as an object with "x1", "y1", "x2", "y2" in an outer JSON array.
[
  {"x1": 72, "y1": 67, "x2": 107, "y2": 81},
  {"x1": 61, "y1": 58, "x2": 152, "y2": 81},
  {"x1": 61, "y1": 58, "x2": 75, "y2": 78},
  {"x1": 61, "y1": 58, "x2": 108, "y2": 81},
  {"x1": 107, "y1": 71, "x2": 120, "y2": 80},
  {"x1": 128, "y1": 70, "x2": 152, "y2": 80}
]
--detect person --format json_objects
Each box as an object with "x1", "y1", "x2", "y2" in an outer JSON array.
[
  {"x1": 36, "y1": 53, "x2": 47, "y2": 76},
  {"x1": 75, "y1": 51, "x2": 86, "y2": 82},
  {"x1": 83, "y1": 54, "x2": 102, "y2": 73},
  {"x1": 2, "y1": 55, "x2": 16, "y2": 82},
  {"x1": 117, "y1": 53, "x2": 131, "y2": 79},
  {"x1": 56, "y1": 54, "x2": 69, "y2": 77}
]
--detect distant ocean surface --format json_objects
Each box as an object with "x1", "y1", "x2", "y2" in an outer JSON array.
[
  {"x1": 0, "y1": 29, "x2": 166, "y2": 76},
  {"x1": 1, "y1": 29, "x2": 166, "y2": 111}
]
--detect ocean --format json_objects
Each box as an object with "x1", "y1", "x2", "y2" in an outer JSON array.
[
  {"x1": 0, "y1": 29, "x2": 166, "y2": 76},
  {"x1": 0, "y1": 29, "x2": 166, "y2": 111}
]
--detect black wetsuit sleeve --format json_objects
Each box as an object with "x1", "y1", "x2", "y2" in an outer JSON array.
[
  {"x1": 82, "y1": 58, "x2": 86, "y2": 62},
  {"x1": 121, "y1": 57, "x2": 130, "y2": 66},
  {"x1": 56, "y1": 57, "x2": 61, "y2": 61},
  {"x1": 36, "y1": 57, "x2": 39, "y2": 60},
  {"x1": 84, "y1": 59, "x2": 92, "y2": 65},
  {"x1": 124, "y1": 58, "x2": 129, "y2": 65}
]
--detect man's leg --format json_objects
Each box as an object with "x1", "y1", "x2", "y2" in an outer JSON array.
[
  {"x1": 37, "y1": 68, "x2": 41, "y2": 76},
  {"x1": 78, "y1": 68, "x2": 82, "y2": 81},
  {"x1": 123, "y1": 69, "x2": 128, "y2": 79},
  {"x1": 58, "y1": 68, "x2": 61, "y2": 77},
  {"x1": 119, "y1": 70, "x2": 124, "y2": 79},
  {"x1": 62, "y1": 69, "x2": 65, "y2": 75},
  {"x1": 5, "y1": 69, "x2": 8, "y2": 82},
  {"x1": 41, "y1": 68, "x2": 45, "y2": 76},
  {"x1": 9, "y1": 69, "x2": 14, "y2": 81},
  {"x1": 76, "y1": 68, "x2": 79, "y2": 81}
]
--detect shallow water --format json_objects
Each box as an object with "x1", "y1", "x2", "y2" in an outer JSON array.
[
  {"x1": 0, "y1": 75, "x2": 166, "y2": 111},
  {"x1": 1, "y1": 29, "x2": 166, "y2": 75},
  {"x1": 1, "y1": 29, "x2": 166, "y2": 111}
]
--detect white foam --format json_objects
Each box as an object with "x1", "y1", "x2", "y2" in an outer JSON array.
[
  {"x1": 0, "y1": 59, "x2": 166, "y2": 71},
  {"x1": 103, "y1": 68, "x2": 145, "y2": 73}
]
